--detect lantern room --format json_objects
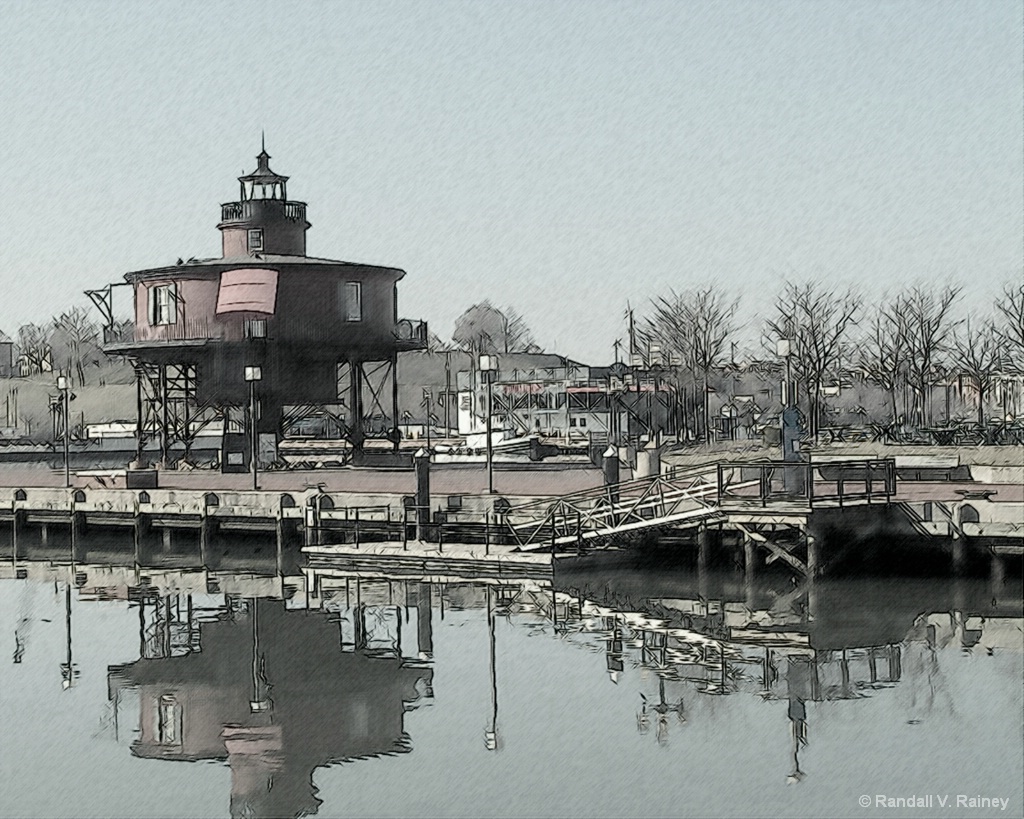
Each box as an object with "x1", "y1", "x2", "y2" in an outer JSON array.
[{"x1": 218, "y1": 142, "x2": 310, "y2": 258}]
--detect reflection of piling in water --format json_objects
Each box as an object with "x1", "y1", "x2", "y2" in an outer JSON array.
[
  {"x1": 638, "y1": 676, "x2": 685, "y2": 745},
  {"x1": 697, "y1": 525, "x2": 710, "y2": 602},
  {"x1": 485, "y1": 585, "x2": 499, "y2": 751},
  {"x1": 60, "y1": 581, "x2": 75, "y2": 689},
  {"x1": 990, "y1": 554, "x2": 1005, "y2": 603},
  {"x1": 787, "y1": 695, "x2": 808, "y2": 783},
  {"x1": 606, "y1": 617, "x2": 624, "y2": 682},
  {"x1": 415, "y1": 583, "x2": 433, "y2": 659},
  {"x1": 785, "y1": 654, "x2": 813, "y2": 782},
  {"x1": 249, "y1": 599, "x2": 272, "y2": 713}
]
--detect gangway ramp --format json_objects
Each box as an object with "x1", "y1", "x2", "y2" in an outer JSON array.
[{"x1": 504, "y1": 466, "x2": 758, "y2": 550}]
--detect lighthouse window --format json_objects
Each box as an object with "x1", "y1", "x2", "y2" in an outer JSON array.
[
  {"x1": 247, "y1": 229, "x2": 263, "y2": 253},
  {"x1": 149, "y1": 284, "x2": 177, "y2": 326},
  {"x1": 342, "y1": 281, "x2": 362, "y2": 322}
]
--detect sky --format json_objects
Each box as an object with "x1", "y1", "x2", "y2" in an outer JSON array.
[{"x1": 0, "y1": 0, "x2": 1020, "y2": 364}]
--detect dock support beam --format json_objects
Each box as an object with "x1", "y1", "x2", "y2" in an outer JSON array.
[
  {"x1": 697, "y1": 525, "x2": 710, "y2": 572},
  {"x1": 12, "y1": 508, "x2": 23, "y2": 567},
  {"x1": 354, "y1": 603, "x2": 367, "y2": 651},
  {"x1": 200, "y1": 511, "x2": 213, "y2": 569},
  {"x1": 952, "y1": 537, "x2": 965, "y2": 575},
  {"x1": 990, "y1": 552, "x2": 1005, "y2": 600},
  {"x1": 70, "y1": 511, "x2": 86, "y2": 564},
  {"x1": 134, "y1": 512, "x2": 150, "y2": 569},
  {"x1": 348, "y1": 360, "x2": 365, "y2": 461},
  {"x1": 743, "y1": 534, "x2": 755, "y2": 609},
  {"x1": 275, "y1": 514, "x2": 286, "y2": 577},
  {"x1": 391, "y1": 354, "x2": 400, "y2": 453},
  {"x1": 805, "y1": 532, "x2": 819, "y2": 579}
]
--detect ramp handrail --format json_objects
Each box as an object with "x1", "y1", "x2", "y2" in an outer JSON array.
[{"x1": 504, "y1": 466, "x2": 729, "y2": 548}]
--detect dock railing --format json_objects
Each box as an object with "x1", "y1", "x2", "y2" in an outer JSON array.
[
  {"x1": 503, "y1": 464, "x2": 732, "y2": 549},
  {"x1": 715, "y1": 458, "x2": 896, "y2": 508}
]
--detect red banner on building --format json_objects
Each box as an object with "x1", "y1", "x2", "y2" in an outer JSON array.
[{"x1": 216, "y1": 268, "x2": 279, "y2": 314}]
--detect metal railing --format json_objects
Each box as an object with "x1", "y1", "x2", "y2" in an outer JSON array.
[
  {"x1": 394, "y1": 319, "x2": 428, "y2": 347},
  {"x1": 504, "y1": 464, "x2": 733, "y2": 549},
  {"x1": 715, "y1": 459, "x2": 897, "y2": 508},
  {"x1": 220, "y1": 200, "x2": 307, "y2": 223}
]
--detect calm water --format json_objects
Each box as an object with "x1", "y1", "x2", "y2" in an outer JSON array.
[{"x1": 0, "y1": 556, "x2": 1021, "y2": 819}]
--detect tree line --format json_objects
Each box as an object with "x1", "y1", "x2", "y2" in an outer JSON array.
[
  {"x1": 13, "y1": 307, "x2": 124, "y2": 386},
  {"x1": 636, "y1": 281, "x2": 1023, "y2": 442},
  {"x1": 10, "y1": 286, "x2": 1023, "y2": 445}
]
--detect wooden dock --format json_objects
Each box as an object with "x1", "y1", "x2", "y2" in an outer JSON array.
[
  {"x1": 303, "y1": 541, "x2": 555, "y2": 582},
  {"x1": 0, "y1": 457, "x2": 1018, "y2": 580}
]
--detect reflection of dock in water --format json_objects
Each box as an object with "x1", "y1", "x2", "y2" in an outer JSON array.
[{"x1": 4, "y1": 552, "x2": 1019, "y2": 804}]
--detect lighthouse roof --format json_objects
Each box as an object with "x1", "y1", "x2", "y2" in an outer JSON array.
[{"x1": 239, "y1": 147, "x2": 289, "y2": 185}]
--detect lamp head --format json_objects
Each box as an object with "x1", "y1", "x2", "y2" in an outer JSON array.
[{"x1": 478, "y1": 354, "x2": 497, "y2": 372}]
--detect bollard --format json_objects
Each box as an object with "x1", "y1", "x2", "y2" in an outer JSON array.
[
  {"x1": 414, "y1": 448, "x2": 430, "y2": 542},
  {"x1": 602, "y1": 446, "x2": 620, "y2": 505}
]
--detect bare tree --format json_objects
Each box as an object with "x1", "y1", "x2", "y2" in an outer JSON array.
[
  {"x1": 765, "y1": 282, "x2": 861, "y2": 438},
  {"x1": 51, "y1": 307, "x2": 100, "y2": 386},
  {"x1": 858, "y1": 304, "x2": 908, "y2": 425},
  {"x1": 649, "y1": 287, "x2": 737, "y2": 443},
  {"x1": 995, "y1": 283, "x2": 1024, "y2": 372},
  {"x1": 425, "y1": 330, "x2": 455, "y2": 354},
  {"x1": 501, "y1": 305, "x2": 542, "y2": 353},
  {"x1": 949, "y1": 320, "x2": 1003, "y2": 426},
  {"x1": 899, "y1": 285, "x2": 961, "y2": 427},
  {"x1": 16, "y1": 324, "x2": 51, "y2": 375}
]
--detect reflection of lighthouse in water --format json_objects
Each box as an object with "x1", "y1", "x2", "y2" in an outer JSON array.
[{"x1": 108, "y1": 597, "x2": 433, "y2": 819}]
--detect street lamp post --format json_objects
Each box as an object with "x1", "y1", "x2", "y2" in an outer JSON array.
[
  {"x1": 478, "y1": 355, "x2": 497, "y2": 494},
  {"x1": 422, "y1": 388, "x2": 432, "y2": 450},
  {"x1": 57, "y1": 375, "x2": 71, "y2": 488},
  {"x1": 244, "y1": 366, "x2": 262, "y2": 491},
  {"x1": 776, "y1": 339, "x2": 793, "y2": 409}
]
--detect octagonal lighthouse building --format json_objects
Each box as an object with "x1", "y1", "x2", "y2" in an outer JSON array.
[{"x1": 93, "y1": 146, "x2": 427, "y2": 469}]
